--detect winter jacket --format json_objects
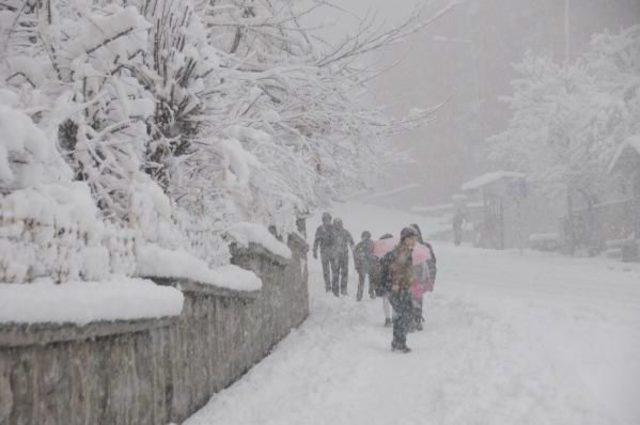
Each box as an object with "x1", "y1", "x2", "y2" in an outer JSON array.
[
  {"x1": 354, "y1": 239, "x2": 375, "y2": 272},
  {"x1": 379, "y1": 245, "x2": 414, "y2": 294},
  {"x1": 313, "y1": 224, "x2": 335, "y2": 255},
  {"x1": 333, "y1": 228, "x2": 354, "y2": 257}
]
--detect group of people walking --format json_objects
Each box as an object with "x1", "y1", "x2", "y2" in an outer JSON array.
[{"x1": 313, "y1": 213, "x2": 437, "y2": 353}]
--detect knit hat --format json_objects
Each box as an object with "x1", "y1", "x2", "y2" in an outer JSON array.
[{"x1": 400, "y1": 226, "x2": 418, "y2": 242}]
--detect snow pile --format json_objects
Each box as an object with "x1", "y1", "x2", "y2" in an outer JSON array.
[
  {"x1": 0, "y1": 183, "x2": 111, "y2": 283},
  {"x1": 0, "y1": 102, "x2": 116, "y2": 283},
  {"x1": 211, "y1": 265, "x2": 263, "y2": 292},
  {"x1": 228, "y1": 222, "x2": 292, "y2": 259},
  {"x1": 0, "y1": 102, "x2": 135, "y2": 283},
  {"x1": 0, "y1": 277, "x2": 183, "y2": 325},
  {"x1": 129, "y1": 175, "x2": 183, "y2": 247},
  {"x1": 220, "y1": 136, "x2": 262, "y2": 189},
  {"x1": 0, "y1": 95, "x2": 70, "y2": 188},
  {"x1": 136, "y1": 244, "x2": 262, "y2": 292}
]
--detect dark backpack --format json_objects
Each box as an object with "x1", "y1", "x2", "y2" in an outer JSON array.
[{"x1": 376, "y1": 250, "x2": 396, "y2": 296}]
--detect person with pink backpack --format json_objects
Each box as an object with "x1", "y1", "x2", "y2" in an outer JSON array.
[{"x1": 409, "y1": 224, "x2": 437, "y2": 331}]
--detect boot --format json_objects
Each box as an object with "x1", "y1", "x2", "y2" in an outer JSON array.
[
  {"x1": 398, "y1": 345, "x2": 411, "y2": 353},
  {"x1": 391, "y1": 341, "x2": 411, "y2": 353}
]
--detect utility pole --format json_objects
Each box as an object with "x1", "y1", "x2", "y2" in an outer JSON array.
[{"x1": 564, "y1": 0, "x2": 571, "y2": 62}]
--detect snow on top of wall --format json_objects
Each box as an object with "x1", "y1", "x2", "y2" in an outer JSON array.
[
  {"x1": 212, "y1": 265, "x2": 262, "y2": 292},
  {"x1": 461, "y1": 171, "x2": 525, "y2": 192},
  {"x1": 0, "y1": 277, "x2": 183, "y2": 325},
  {"x1": 227, "y1": 222, "x2": 292, "y2": 260},
  {"x1": 2, "y1": 182, "x2": 102, "y2": 230},
  {"x1": 136, "y1": 244, "x2": 262, "y2": 292},
  {"x1": 0, "y1": 182, "x2": 114, "y2": 283}
]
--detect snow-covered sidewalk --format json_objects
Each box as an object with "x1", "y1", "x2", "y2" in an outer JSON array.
[{"x1": 185, "y1": 207, "x2": 640, "y2": 425}]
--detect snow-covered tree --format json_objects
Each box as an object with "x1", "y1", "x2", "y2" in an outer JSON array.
[{"x1": 488, "y1": 25, "x2": 640, "y2": 207}]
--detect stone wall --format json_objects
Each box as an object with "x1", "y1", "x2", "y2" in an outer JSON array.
[{"x1": 0, "y1": 234, "x2": 309, "y2": 425}]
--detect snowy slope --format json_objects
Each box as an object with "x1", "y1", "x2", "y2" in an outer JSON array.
[{"x1": 185, "y1": 203, "x2": 640, "y2": 425}]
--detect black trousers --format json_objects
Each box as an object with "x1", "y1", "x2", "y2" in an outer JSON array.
[
  {"x1": 389, "y1": 290, "x2": 412, "y2": 347},
  {"x1": 320, "y1": 253, "x2": 332, "y2": 291},
  {"x1": 331, "y1": 254, "x2": 349, "y2": 295}
]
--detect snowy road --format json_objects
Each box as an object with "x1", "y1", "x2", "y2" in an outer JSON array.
[{"x1": 186, "y1": 205, "x2": 640, "y2": 425}]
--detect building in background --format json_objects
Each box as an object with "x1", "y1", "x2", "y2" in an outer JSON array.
[
  {"x1": 602, "y1": 135, "x2": 640, "y2": 261},
  {"x1": 459, "y1": 172, "x2": 527, "y2": 250}
]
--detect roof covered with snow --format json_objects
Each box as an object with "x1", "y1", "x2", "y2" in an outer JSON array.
[
  {"x1": 411, "y1": 203, "x2": 454, "y2": 214},
  {"x1": 461, "y1": 171, "x2": 525, "y2": 192}
]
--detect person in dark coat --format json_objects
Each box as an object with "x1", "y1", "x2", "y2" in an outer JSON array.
[
  {"x1": 354, "y1": 230, "x2": 376, "y2": 301},
  {"x1": 373, "y1": 233, "x2": 394, "y2": 326},
  {"x1": 380, "y1": 227, "x2": 419, "y2": 353},
  {"x1": 331, "y1": 218, "x2": 355, "y2": 296},
  {"x1": 452, "y1": 210, "x2": 465, "y2": 246},
  {"x1": 313, "y1": 212, "x2": 335, "y2": 292}
]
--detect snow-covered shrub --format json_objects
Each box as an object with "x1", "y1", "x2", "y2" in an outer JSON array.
[
  {"x1": 2, "y1": 2, "x2": 155, "y2": 221},
  {"x1": 1, "y1": 0, "x2": 435, "y2": 281},
  {"x1": 0, "y1": 100, "x2": 115, "y2": 283}
]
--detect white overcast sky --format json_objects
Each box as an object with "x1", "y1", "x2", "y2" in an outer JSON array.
[
  {"x1": 302, "y1": 0, "x2": 640, "y2": 207},
  {"x1": 304, "y1": 0, "x2": 426, "y2": 43}
]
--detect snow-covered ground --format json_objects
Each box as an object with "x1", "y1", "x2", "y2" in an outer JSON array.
[{"x1": 185, "y1": 203, "x2": 640, "y2": 425}]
